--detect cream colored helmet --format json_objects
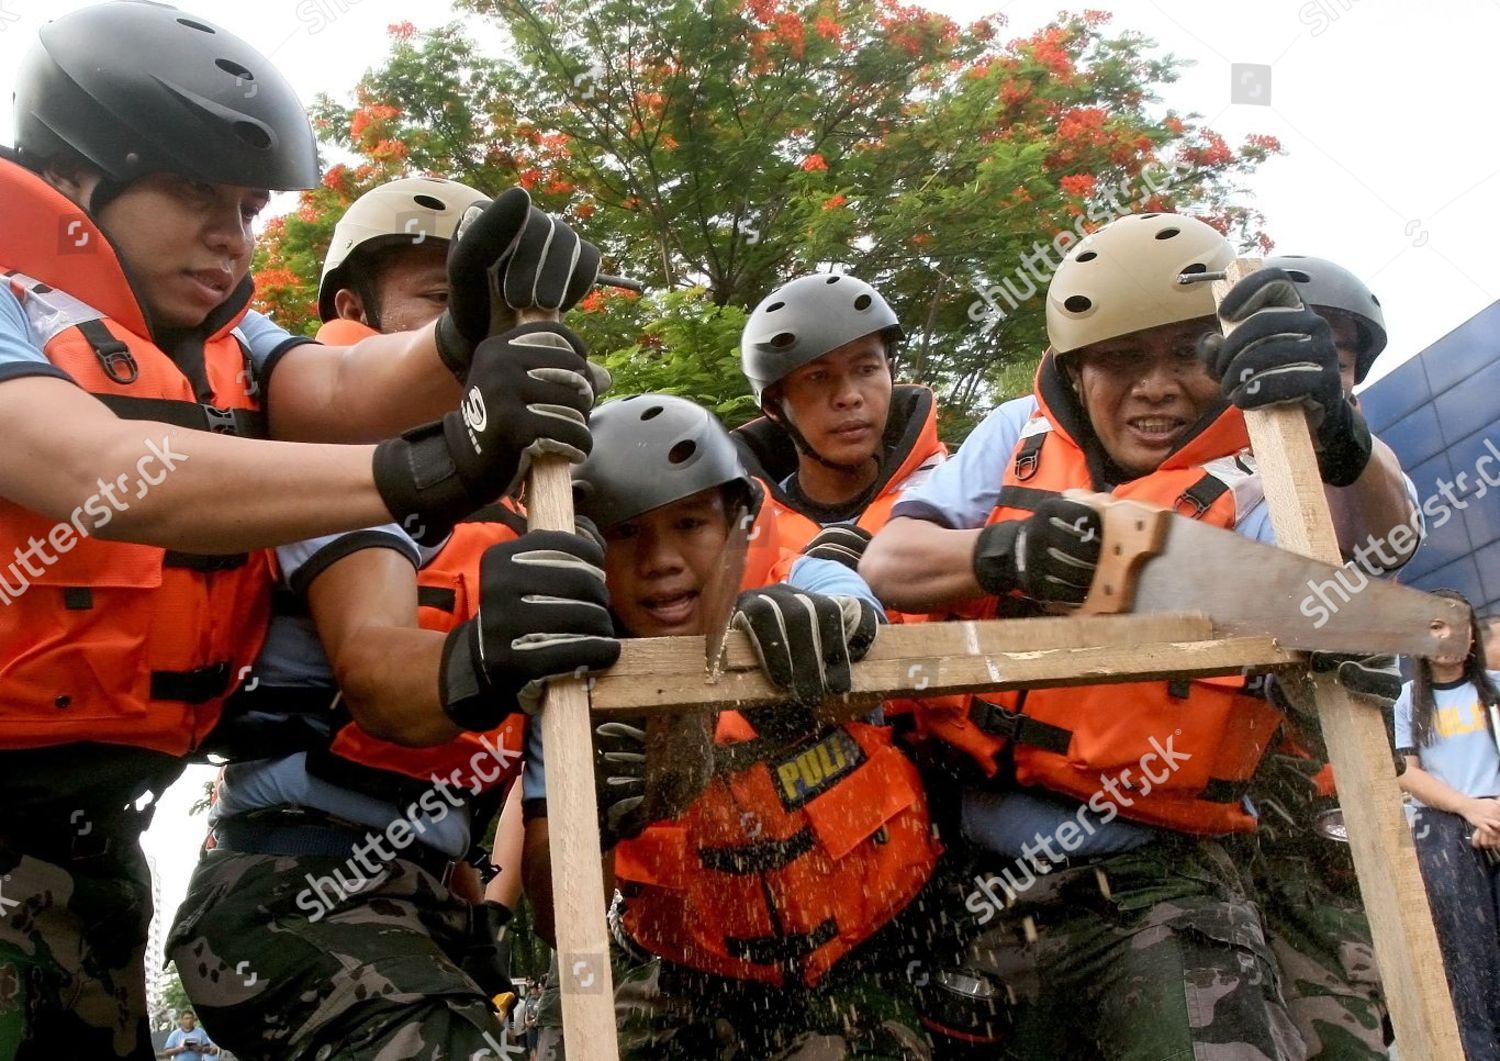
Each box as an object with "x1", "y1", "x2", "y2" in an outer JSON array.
[
  {"x1": 318, "y1": 176, "x2": 490, "y2": 321},
  {"x1": 1045, "y1": 213, "x2": 1235, "y2": 355}
]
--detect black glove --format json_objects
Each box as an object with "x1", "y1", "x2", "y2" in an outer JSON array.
[
  {"x1": 435, "y1": 189, "x2": 602, "y2": 378},
  {"x1": 972, "y1": 496, "x2": 1101, "y2": 605},
  {"x1": 801, "y1": 525, "x2": 873, "y2": 571},
  {"x1": 374, "y1": 322, "x2": 603, "y2": 546},
  {"x1": 1197, "y1": 268, "x2": 1372, "y2": 487},
  {"x1": 1310, "y1": 651, "x2": 1402, "y2": 706},
  {"x1": 438, "y1": 531, "x2": 620, "y2": 731},
  {"x1": 593, "y1": 720, "x2": 649, "y2": 849},
  {"x1": 731, "y1": 584, "x2": 881, "y2": 707}
]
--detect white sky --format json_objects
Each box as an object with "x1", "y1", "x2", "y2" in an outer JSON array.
[{"x1": 2, "y1": 0, "x2": 1496, "y2": 979}]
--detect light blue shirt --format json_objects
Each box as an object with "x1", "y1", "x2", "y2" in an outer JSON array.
[
  {"x1": 0, "y1": 283, "x2": 305, "y2": 385},
  {"x1": 163, "y1": 1025, "x2": 217, "y2": 1061},
  {"x1": 1394, "y1": 673, "x2": 1500, "y2": 802}
]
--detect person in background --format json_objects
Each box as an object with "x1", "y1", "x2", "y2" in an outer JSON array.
[
  {"x1": 161, "y1": 1010, "x2": 218, "y2": 1059},
  {"x1": 1394, "y1": 589, "x2": 1500, "y2": 1061}
]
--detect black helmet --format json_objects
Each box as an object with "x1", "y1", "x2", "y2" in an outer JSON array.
[
  {"x1": 1264, "y1": 255, "x2": 1387, "y2": 383},
  {"x1": 14, "y1": 1, "x2": 319, "y2": 192},
  {"x1": 573, "y1": 395, "x2": 754, "y2": 530}
]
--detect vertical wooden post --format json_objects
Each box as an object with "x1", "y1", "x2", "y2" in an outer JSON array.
[{"x1": 1215, "y1": 259, "x2": 1462, "y2": 1058}]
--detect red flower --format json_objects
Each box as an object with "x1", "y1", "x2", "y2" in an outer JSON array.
[
  {"x1": 801, "y1": 154, "x2": 828, "y2": 172},
  {"x1": 1059, "y1": 173, "x2": 1096, "y2": 198},
  {"x1": 822, "y1": 193, "x2": 848, "y2": 210},
  {"x1": 387, "y1": 21, "x2": 416, "y2": 43}
]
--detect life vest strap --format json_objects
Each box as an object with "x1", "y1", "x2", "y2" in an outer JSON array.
[
  {"x1": 163, "y1": 550, "x2": 249, "y2": 572},
  {"x1": 968, "y1": 699, "x2": 1072, "y2": 755},
  {"x1": 1174, "y1": 474, "x2": 1231, "y2": 518},
  {"x1": 418, "y1": 585, "x2": 458, "y2": 613},
  {"x1": 1013, "y1": 430, "x2": 1046, "y2": 481},
  {"x1": 724, "y1": 917, "x2": 838, "y2": 967},
  {"x1": 76, "y1": 318, "x2": 139, "y2": 385},
  {"x1": 94, "y1": 393, "x2": 268, "y2": 439},
  {"x1": 698, "y1": 826, "x2": 815, "y2": 875},
  {"x1": 150, "y1": 661, "x2": 233, "y2": 704},
  {"x1": 993, "y1": 485, "x2": 1057, "y2": 513}
]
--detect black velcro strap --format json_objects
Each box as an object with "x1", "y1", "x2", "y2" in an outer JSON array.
[
  {"x1": 994, "y1": 485, "x2": 1058, "y2": 513},
  {"x1": 1200, "y1": 778, "x2": 1247, "y2": 803},
  {"x1": 418, "y1": 586, "x2": 458, "y2": 613},
  {"x1": 1013, "y1": 431, "x2": 1046, "y2": 481},
  {"x1": 699, "y1": 828, "x2": 816, "y2": 875},
  {"x1": 94, "y1": 394, "x2": 268, "y2": 439},
  {"x1": 164, "y1": 550, "x2": 249, "y2": 572},
  {"x1": 1174, "y1": 474, "x2": 1230, "y2": 519},
  {"x1": 150, "y1": 662, "x2": 232, "y2": 704},
  {"x1": 1166, "y1": 679, "x2": 1192, "y2": 700},
  {"x1": 725, "y1": 918, "x2": 838, "y2": 966},
  {"x1": 969, "y1": 699, "x2": 1073, "y2": 755},
  {"x1": 77, "y1": 318, "x2": 138, "y2": 385},
  {"x1": 463, "y1": 502, "x2": 528, "y2": 536},
  {"x1": 63, "y1": 587, "x2": 93, "y2": 610}
]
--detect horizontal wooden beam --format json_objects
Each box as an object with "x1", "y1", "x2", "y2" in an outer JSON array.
[{"x1": 590, "y1": 613, "x2": 1302, "y2": 714}]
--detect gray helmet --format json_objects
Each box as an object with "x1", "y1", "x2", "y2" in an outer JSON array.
[
  {"x1": 1264, "y1": 255, "x2": 1387, "y2": 383},
  {"x1": 14, "y1": 1, "x2": 319, "y2": 192},
  {"x1": 740, "y1": 273, "x2": 903, "y2": 404},
  {"x1": 573, "y1": 394, "x2": 754, "y2": 530}
]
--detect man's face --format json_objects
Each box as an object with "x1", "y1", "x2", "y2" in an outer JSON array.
[
  {"x1": 343, "y1": 243, "x2": 450, "y2": 333},
  {"x1": 1327, "y1": 313, "x2": 1361, "y2": 397},
  {"x1": 87, "y1": 172, "x2": 267, "y2": 330},
  {"x1": 602, "y1": 488, "x2": 731, "y2": 638},
  {"x1": 178, "y1": 1013, "x2": 196, "y2": 1030},
  {"x1": 1065, "y1": 318, "x2": 1223, "y2": 478},
  {"x1": 774, "y1": 334, "x2": 892, "y2": 467}
]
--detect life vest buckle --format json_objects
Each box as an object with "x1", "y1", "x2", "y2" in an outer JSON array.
[
  {"x1": 98, "y1": 345, "x2": 139, "y2": 385},
  {"x1": 202, "y1": 405, "x2": 241, "y2": 435},
  {"x1": 1174, "y1": 490, "x2": 1209, "y2": 518}
]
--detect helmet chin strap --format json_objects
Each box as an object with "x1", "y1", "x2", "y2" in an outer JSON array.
[{"x1": 771, "y1": 401, "x2": 878, "y2": 475}]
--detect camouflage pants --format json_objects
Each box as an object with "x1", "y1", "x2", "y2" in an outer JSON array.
[
  {"x1": 0, "y1": 825, "x2": 156, "y2": 1060},
  {"x1": 930, "y1": 837, "x2": 1306, "y2": 1060},
  {"x1": 534, "y1": 913, "x2": 933, "y2": 1059},
  {"x1": 167, "y1": 849, "x2": 517, "y2": 1060},
  {"x1": 1246, "y1": 751, "x2": 1389, "y2": 1058}
]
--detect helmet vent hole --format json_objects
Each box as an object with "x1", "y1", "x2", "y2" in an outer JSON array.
[
  {"x1": 853, "y1": 294, "x2": 872, "y2": 311},
  {"x1": 177, "y1": 18, "x2": 216, "y2": 32},
  {"x1": 1154, "y1": 227, "x2": 1180, "y2": 240},
  {"x1": 640, "y1": 405, "x2": 665, "y2": 421},
  {"x1": 1063, "y1": 295, "x2": 1092, "y2": 314},
  {"x1": 1180, "y1": 262, "x2": 1207, "y2": 275},
  {"x1": 825, "y1": 275, "x2": 841, "y2": 284},
  {"x1": 233, "y1": 122, "x2": 272, "y2": 150},
  {"x1": 668, "y1": 440, "x2": 697, "y2": 465},
  {"x1": 765, "y1": 301, "x2": 785, "y2": 313},
  {"x1": 1140, "y1": 212, "x2": 1159, "y2": 219},
  {"x1": 414, "y1": 194, "x2": 446, "y2": 210},
  {"x1": 1076, "y1": 251, "x2": 1098, "y2": 262},
  {"x1": 1286, "y1": 270, "x2": 1312, "y2": 283},
  {"x1": 770, "y1": 332, "x2": 796, "y2": 349},
  {"x1": 216, "y1": 59, "x2": 253, "y2": 81},
  {"x1": 1371, "y1": 294, "x2": 1382, "y2": 307}
]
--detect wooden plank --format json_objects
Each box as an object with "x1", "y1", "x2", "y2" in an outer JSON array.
[
  {"x1": 1216, "y1": 258, "x2": 1462, "y2": 1059},
  {"x1": 592, "y1": 625, "x2": 1298, "y2": 715}
]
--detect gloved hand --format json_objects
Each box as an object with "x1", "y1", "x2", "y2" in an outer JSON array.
[
  {"x1": 374, "y1": 322, "x2": 604, "y2": 545},
  {"x1": 972, "y1": 496, "x2": 1101, "y2": 605},
  {"x1": 593, "y1": 719, "x2": 650, "y2": 849},
  {"x1": 438, "y1": 530, "x2": 620, "y2": 731},
  {"x1": 801, "y1": 525, "x2": 873, "y2": 571},
  {"x1": 731, "y1": 584, "x2": 880, "y2": 707},
  {"x1": 1197, "y1": 268, "x2": 1373, "y2": 486},
  {"x1": 1310, "y1": 651, "x2": 1402, "y2": 705},
  {"x1": 435, "y1": 189, "x2": 603, "y2": 378}
]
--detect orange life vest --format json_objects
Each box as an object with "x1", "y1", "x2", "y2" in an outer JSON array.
[
  {"x1": 734, "y1": 384, "x2": 947, "y2": 555},
  {"x1": 612, "y1": 549, "x2": 940, "y2": 987},
  {"x1": 292, "y1": 505, "x2": 532, "y2": 801},
  {"x1": 0, "y1": 159, "x2": 272, "y2": 756},
  {"x1": 916, "y1": 360, "x2": 1284, "y2": 835}
]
